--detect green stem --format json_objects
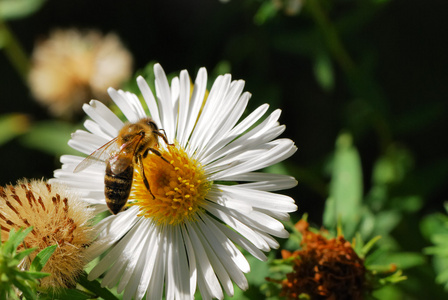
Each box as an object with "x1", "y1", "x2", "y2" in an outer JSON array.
[
  {"x1": 306, "y1": 0, "x2": 393, "y2": 153},
  {"x1": 0, "y1": 20, "x2": 30, "y2": 83},
  {"x1": 306, "y1": 0, "x2": 356, "y2": 75}
]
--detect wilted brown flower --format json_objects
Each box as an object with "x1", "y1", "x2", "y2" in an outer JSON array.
[
  {"x1": 0, "y1": 179, "x2": 94, "y2": 289},
  {"x1": 28, "y1": 29, "x2": 133, "y2": 118},
  {"x1": 279, "y1": 220, "x2": 366, "y2": 300}
]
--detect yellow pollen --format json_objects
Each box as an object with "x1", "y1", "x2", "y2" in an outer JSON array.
[{"x1": 130, "y1": 142, "x2": 210, "y2": 225}]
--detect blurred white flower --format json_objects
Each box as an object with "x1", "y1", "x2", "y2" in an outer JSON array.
[
  {"x1": 28, "y1": 29, "x2": 133, "y2": 118},
  {"x1": 52, "y1": 63, "x2": 297, "y2": 299}
]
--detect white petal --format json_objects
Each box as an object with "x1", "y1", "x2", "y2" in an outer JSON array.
[
  {"x1": 68, "y1": 130, "x2": 109, "y2": 155},
  {"x1": 172, "y1": 226, "x2": 190, "y2": 299},
  {"x1": 137, "y1": 75, "x2": 162, "y2": 126},
  {"x1": 205, "y1": 202, "x2": 270, "y2": 252},
  {"x1": 183, "y1": 67, "x2": 207, "y2": 155},
  {"x1": 86, "y1": 207, "x2": 140, "y2": 263},
  {"x1": 176, "y1": 70, "x2": 191, "y2": 147},
  {"x1": 198, "y1": 102, "x2": 267, "y2": 162},
  {"x1": 124, "y1": 222, "x2": 157, "y2": 300},
  {"x1": 165, "y1": 227, "x2": 175, "y2": 300},
  {"x1": 198, "y1": 214, "x2": 250, "y2": 278},
  {"x1": 206, "y1": 188, "x2": 253, "y2": 214},
  {"x1": 216, "y1": 184, "x2": 297, "y2": 213},
  {"x1": 222, "y1": 172, "x2": 298, "y2": 191},
  {"x1": 88, "y1": 214, "x2": 144, "y2": 281},
  {"x1": 190, "y1": 221, "x2": 234, "y2": 297},
  {"x1": 210, "y1": 139, "x2": 297, "y2": 180},
  {"x1": 146, "y1": 232, "x2": 166, "y2": 300},
  {"x1": 185, "y1": 222, "x2": 224, "y2": 300},
  {"x1": 181, "y1": 225, "x2": 197, "y2": 299},
  {"x1": 227, "y1": 208, "x2": 290, "y2": 239},
  {"x1": 134, "y1": 224, "x2": 160, "y2": 300},
  {"x1": 201, "y1": 109, "x2": 282, "y2": 166},
  {"x1": 195, "y1": 80, "x2": 247, "y2": 158},
  {"x1": 170, "y1": 76, "x2": 180, "y2": 106},
  {"x1": 117, "y1": 219, "x2": 153, "y2": 295},
  {"x1": 208, "y1": 217, "x2": 267, "y2": 261},
  {"x1": 84, "y1": 119, "x2": 115, "y2": 140},
  {"x1": 154, "y1": 63, "x2": 175, "y2": 142},
  {"x1": 197, "y1": 91, "x2": 250, "y2": 161},
  {"x1": 83, "y1": 100, "x2": 123, "y2": 137},
  {"x1": 101, "y1": 252, "x2": 127, "y2": 288},
  {"x1": 108, "y1": 88, "x2": 141, "y2": 123},
  {"x1": 256, "y1": 208, "x2": 292, "y2": 221},
  {"x1": 188, "y1": 74, "x2": 231, "y2": 154},
  {"x1": 253, "y1": 228, "x2": 280, "y2": 249}
]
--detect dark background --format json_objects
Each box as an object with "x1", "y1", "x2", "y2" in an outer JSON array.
[{"x1": 2, "y1": 0, "x2": 447, "y2": 221}]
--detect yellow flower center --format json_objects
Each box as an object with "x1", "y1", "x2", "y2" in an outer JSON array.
[{"x1": 130, "y1": 142, "x2": 210, "y2": 225}]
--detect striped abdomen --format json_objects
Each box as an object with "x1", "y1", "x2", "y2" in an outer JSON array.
[{"x1": 104, "y1": 160, "x2": 134, "y2": 214}]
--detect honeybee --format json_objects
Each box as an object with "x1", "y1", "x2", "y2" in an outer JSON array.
[{"x1": 74, "y1": 117, "x2": 172, "y2": 214}]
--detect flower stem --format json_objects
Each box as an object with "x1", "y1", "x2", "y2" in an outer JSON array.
[
  {"x1": 306, "y1": 0, "x2": 356, "y2": 75},
  {"x1": 0, "y1": 21, "x2": 30, "y2": 83},
  {"x1": 305, "y1": 0, "x2": 393, "y2": 152}
]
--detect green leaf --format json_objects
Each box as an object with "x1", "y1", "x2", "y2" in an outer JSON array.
[
  {"x1": 323, "y1": 132, "x2": 363, "y2": 237},
  {"x1": 373, "y1": 210, "x2": 402, "y2": 236},
  {"x1": 378, "y1": 252, "x2": 425, "y2": 270},
  {"x1": 357, "y1": 206, "x2": 376, "y2": 238},
  {"x1": 245, "y1": 253, "x2": 272, "y2": 287},
  {"x1": 420, "y1": 212, "x2": 448, "y2": 240},
  {"x1": 30, "y1": 245, "x2": 57, "y2": 272},
  {"x1": 0, "y1": 0, "x2": 47, "y2": 20},
  {"x1": 49, "y1": 288, "x2": 91, "y2": 300},
  {"x1": 77, "y1": 272, "x2": 119, "y2": 300},
  {"x1": 20, "y1": 121, "x2": 80, "y2": 156},
  {"x1": 212, "y1": 60, "x2": 232, "y2": 78},
  {"x1": 11, "y1": 278, "x2": 36, "y2": 300},
  {"x1": 0, "y1": 113, "x2": 30, "y2": 145},
  {"x1": 4, "y1": 227, "x2": 34, "y2": 255},
  {"x1": 313, "y1": 52, "x2": 334, "y2": 92},
  {"x1": 254, "y1": 1, "x2": 278, "y2": 25},
  {"x1": 372, "y1": 145, "x2": 413, "y2": 185},
  {"x1": 361, "y1": 235, "x2": 382, "y2": 258},
  {"x1": 22, "y1": 271, "x2": 51, "y2": 279},
  {"x1": 13, "y1": 247, "x2": 37, "y2": 262}
]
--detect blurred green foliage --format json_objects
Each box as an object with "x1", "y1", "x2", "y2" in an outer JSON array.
[
  {"x1": 422, "y1": 204, "x2": 448, "y2": 291},
  {"x1": 0, "y1": 0, "x2": 47, "y2": 20},
  {"x1": 0, "y1": 0, "x2": 447, "y2": 298}
]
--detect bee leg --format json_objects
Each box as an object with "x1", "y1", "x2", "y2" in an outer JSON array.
[
  {"x1": 148, "y1": 147, "x2": 171, "y2": 165},
  {"x1": 154, "y1": 130, "x2": 174, "y2": 146},
  {"x1": 137, "y1": 155, "x2": 155, "y2": 199}
]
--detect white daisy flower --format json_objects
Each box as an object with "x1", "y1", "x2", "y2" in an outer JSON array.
[{"x1": 52, "y1": 63, "x2": 298, "y2": 300}]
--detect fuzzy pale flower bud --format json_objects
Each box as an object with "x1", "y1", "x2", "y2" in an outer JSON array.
[{"x1": 28, "y1": 29, "x2": 133, "y2": 118}]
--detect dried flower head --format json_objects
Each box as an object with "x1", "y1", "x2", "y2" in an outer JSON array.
[
  {"x1": 0, "y1": 179, "x2": 94, "y2": 289},
  {"x1": 279, "y1": 220, "x2": 366, "y2": 300},
  {"x1": 28, "y1": 29, "x2": 133, "y2": 118}
]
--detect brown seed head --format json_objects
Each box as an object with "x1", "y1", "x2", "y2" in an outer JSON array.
[
  {"x1": 279, "y1": 220, "x2": 366, "y2": 300},
  {"x1": 0, "y1": 179, "x2": 94, "y2": 289}
]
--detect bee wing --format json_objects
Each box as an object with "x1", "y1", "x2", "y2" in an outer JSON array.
[
  {"x1": 108, "y1": 134, "x2": 144, "y2": 175},
  {"x1": 74, "y1": 137, "x2": 119, "y2": 173}
]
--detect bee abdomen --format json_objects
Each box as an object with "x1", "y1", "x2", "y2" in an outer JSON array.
[{"x1": 104, "y1": 163, "x2": 133, "y2": 214}]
